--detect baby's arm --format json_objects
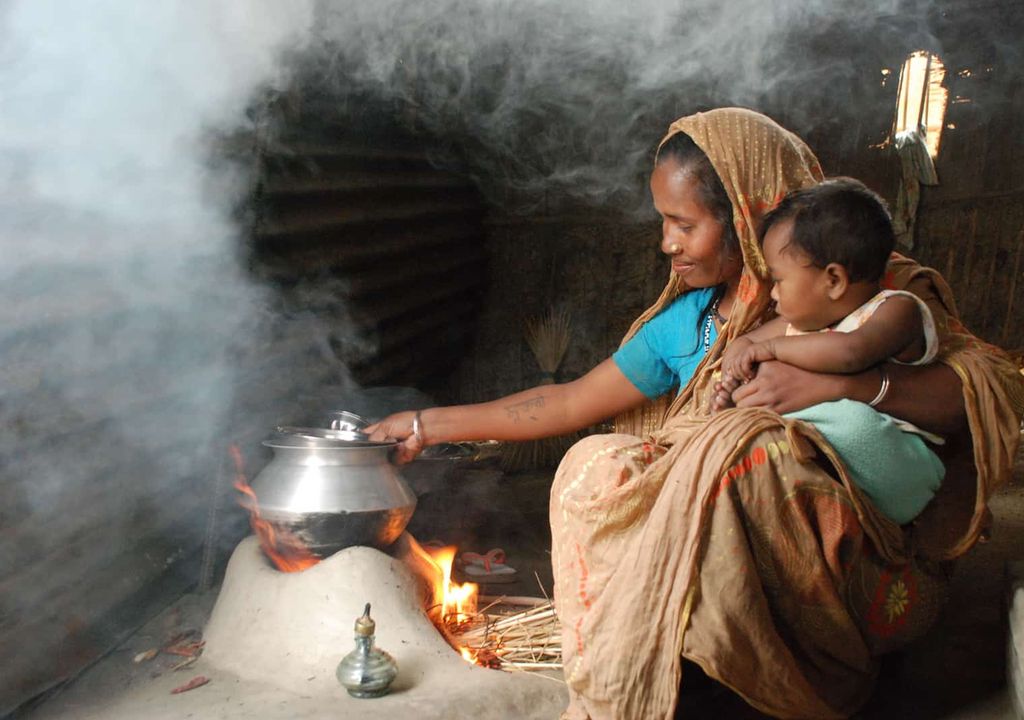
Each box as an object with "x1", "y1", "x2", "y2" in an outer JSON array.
[{"x1": 750, "y1": 295, "x2": 924, "y2": 374}]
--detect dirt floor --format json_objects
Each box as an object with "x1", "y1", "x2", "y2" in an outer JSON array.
[
  {"x1": 17, "y1": 448, "x2": 1024, "y2": 719},
  {"x1": 18, "y1": 538, "x2": 567, "y2": 720}
]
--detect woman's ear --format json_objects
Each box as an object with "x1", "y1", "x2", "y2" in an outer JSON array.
[{"x1": 824, "y1": 263, "x2": 849, "y2": 300}]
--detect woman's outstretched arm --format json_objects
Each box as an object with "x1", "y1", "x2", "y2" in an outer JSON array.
[
  {"x1": 365, "y1": 359, "x2": 648, "y2": 463},
  {"x1": 731, "y1": 360, "x2": 966, "y2": 436}
]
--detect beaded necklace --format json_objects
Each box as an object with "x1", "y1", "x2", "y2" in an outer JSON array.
[{"x1": 702, "y1": 295, "x2": 722, "y2": 353}]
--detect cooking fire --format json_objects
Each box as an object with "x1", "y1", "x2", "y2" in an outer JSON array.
[
  {"x1": 195, "y1": 529, "x2": 566, "y2": 719},
  {"x1": 228, "y1": 429, "x2": 559, "y2": 674}
]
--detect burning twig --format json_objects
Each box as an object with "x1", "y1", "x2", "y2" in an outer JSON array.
[
  {"x1": 416, "y1": 539, "x2": 561, "y2": 674},
  {"x1": 450, "y1": 600, "x2": 563, "y2": 673},
  {"x1": 170, "y1": 675, "x2": 210, "y2": 694},
  {"x1": 422, "y1": 544, "x2": 478, "y2": 629}
]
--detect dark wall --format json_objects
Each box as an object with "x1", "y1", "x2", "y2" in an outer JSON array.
[
  {"x1": 445, "y1": 0, "x2": 1024, "y2": 403},
  {"x1": 444, "y1": 217, "x2": 663, "y2": 403},
  {"x1": 820, "y1": 2, "x2": 1024, "y2": 348}
]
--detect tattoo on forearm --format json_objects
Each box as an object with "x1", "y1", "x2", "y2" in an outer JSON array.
[{"x1": 504, "y1": 396, "x2": 546, "y2": 423}]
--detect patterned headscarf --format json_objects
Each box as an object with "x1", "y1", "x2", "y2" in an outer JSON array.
[
  {"x1": 617, "y1": 108, "x2": 824, "y2": 432},
  {"x1": 613, "y1": 109, "x2": 1022, "y2": 561}
]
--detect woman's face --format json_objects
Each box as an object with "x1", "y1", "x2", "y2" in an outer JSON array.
[{"x1": 650, "y1": 158, "x2": 742, "y2": 289}]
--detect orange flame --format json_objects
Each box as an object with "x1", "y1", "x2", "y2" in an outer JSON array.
[
  {"x1": 423, "y1": 545, "x2": 478, "y2": 627},
  {"x1": 419, "y1": 547, "x2": 505, "y2": 669},
  {"x1": 415, "y1": 542, "x2": 479, "y2": 665},
  {"x1": 230, "y1": 445, "x2": 320, "y2": 573}
]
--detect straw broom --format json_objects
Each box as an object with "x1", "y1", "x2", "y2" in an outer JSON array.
[
  {"x1": 526, "y1": 307, "x2": 571, "y2": 385},
  {"x1": 502, "y1": 307, "x2": 579, "y2": 471}
]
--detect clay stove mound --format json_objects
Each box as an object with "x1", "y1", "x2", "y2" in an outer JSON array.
[{"x1": 203, "y1": 535, "x2": 567, "y2": 719}]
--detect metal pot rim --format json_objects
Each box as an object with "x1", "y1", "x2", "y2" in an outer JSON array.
[{"x1": 266, "y1": 426, "x2": 398, "y2": 449}]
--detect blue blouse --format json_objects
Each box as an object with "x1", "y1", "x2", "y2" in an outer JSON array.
[{"x1": 612, "y1": 287, "x2": 718, "y2": 398}]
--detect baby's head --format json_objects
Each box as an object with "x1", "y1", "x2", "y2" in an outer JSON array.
[{"x1": 760, "y1": 177, "x2": 894, "y2": 331}]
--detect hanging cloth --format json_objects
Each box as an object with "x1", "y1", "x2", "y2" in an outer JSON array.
[{"x1": 892, "y1": 125, "x2": 939, "y2": 250}]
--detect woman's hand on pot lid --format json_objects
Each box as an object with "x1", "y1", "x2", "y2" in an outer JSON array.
[{"x1": 365, "y1": 411, "x2": 424, "y2": 465}]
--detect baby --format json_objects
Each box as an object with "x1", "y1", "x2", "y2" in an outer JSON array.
[{"x1": 714, "y1": 177, "x2": 943, "y2": 524}]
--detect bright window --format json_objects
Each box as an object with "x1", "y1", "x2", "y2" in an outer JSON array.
[{"x1": 892, "y1": 50, "x2": 948, "y2": 158}]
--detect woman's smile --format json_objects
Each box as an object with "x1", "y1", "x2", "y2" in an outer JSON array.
[{"x1": 671, "y1": 259, "x2": 698, "y2": 275}]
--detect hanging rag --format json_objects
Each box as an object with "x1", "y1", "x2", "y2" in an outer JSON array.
[{"x1": 892, "y1": 125, "x2": 939, "y2": 250}]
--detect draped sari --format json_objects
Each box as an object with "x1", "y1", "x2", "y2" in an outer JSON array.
[{"x1": 549, "y1": 108, "x2": 1024, "y2": 719}]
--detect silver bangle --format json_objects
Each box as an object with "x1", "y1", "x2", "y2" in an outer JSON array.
[
  {"x1": 868, "y1": 366, "x2": 890, "y2": 408},
  {"x1": 412, "y1": 410, "x2": 425, "y2": 445}
]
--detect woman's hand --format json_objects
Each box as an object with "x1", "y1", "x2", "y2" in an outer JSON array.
[
  {"x1": 732, "y1": 360, "x2": 966, "y2": 435},
  {"x1": 365, "y1": 411, "x2": 424, "y2": 465},
  {"x1": 730, "y1": 360, "x2": 842, "y2": 414}
]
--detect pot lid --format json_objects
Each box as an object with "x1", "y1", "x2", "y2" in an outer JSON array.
[{"x1": 264, "y1": 426, "x2": 397, "y2": 449}]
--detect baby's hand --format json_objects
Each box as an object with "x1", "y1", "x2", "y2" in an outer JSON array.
[
  {"x1": 720, "y1": 336, "x2": 754, "y2": 384},
  {"x1": 711, "y1": 373, "x2": 743, "y2": 413},
  {"x1": 725, "y1": 340, "x2": 778, "y2": 382}
]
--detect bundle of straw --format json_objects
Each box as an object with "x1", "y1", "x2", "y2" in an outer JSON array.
[
  {"x1": 450, "y1": 598, "x2": 562, "y2": 673},
  {"x1": 503, "y1": 307, "x2": 577, "y2": 470},
  {"x1": 525, "y1": 308, "x2": 572, "y2": 385}
]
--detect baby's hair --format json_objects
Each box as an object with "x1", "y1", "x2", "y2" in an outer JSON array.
[{"x1": 760, "y1": 177, "x2": 895, "y2": 282}]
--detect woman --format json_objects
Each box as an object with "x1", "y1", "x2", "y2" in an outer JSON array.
[{"x1": 369, "y1": 108, "x2": 1022, "y2": 718}]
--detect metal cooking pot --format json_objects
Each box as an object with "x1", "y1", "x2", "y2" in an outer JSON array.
[{"x1": 249, "y1": 426, "x2": 417, "y2": 555}]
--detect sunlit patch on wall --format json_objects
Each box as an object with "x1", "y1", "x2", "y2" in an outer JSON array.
[{"x1": 892, "y1": 50, "x2": 948, "y2": 158}]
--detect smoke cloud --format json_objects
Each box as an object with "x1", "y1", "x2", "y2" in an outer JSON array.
[
  {"x1": 0, "y1": 0, "x2": 945, "y2": 542},
  {"x1": 0, "y1": 0, "x2": 320, "y2": 669},
  {"x1": 303, "y1": 0, "x2": 933, "y2": 213},
  {"x1": 0, "y1": 0, "x2": 943, "y2": 596}
]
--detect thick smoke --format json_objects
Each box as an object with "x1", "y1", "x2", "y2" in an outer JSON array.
[
  {"x1": 0, "y1": 0, "x2": 318, "y2": 632},
  {"x1": 0, "y1": 0, "x2": 939, "y2": 545},
  {"x1": 0, "y1": 0, "x2": 939, "y2": 585},
  {"x1": 305, "y1": 0, "x2": 930, "y2": 213}
]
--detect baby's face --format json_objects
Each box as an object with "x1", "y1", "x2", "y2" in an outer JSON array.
[{"x1": 763, "y1": 219, "x2": 836, "y2": 332}]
